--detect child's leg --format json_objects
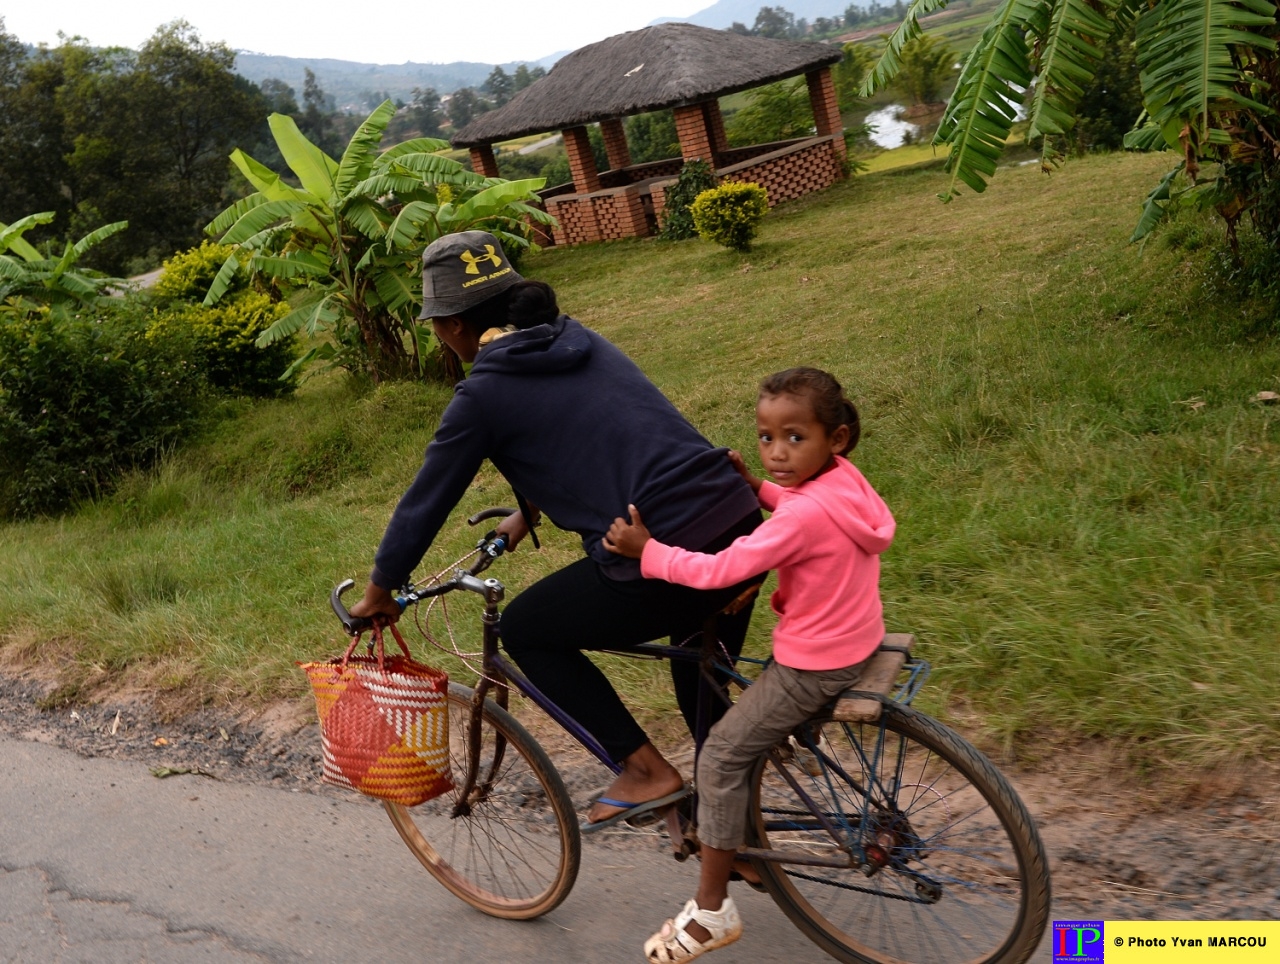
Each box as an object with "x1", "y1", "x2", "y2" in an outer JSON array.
[{"x1": 647, "y1": 661, "x2": 865, "y2": 959}]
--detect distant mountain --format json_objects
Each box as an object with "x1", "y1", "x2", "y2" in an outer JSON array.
[
  {"x1": 656, "y1": 0, "x2": 855, "y2": 29},
  {"x1": 232, "y1": 51, "x2": 566, "y2": 112}
]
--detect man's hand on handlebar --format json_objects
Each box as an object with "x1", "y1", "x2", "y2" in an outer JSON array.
[
  {"x1": 495, "y1": 508, "x2": 537, "y2": 551},
  {"x1": 348, "y1": 581, "x2": 403, "y2": 622}
]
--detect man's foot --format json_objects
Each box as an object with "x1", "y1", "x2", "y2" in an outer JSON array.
[
  {"x1": 579, "y1": 785, "x2": 690, "y2": 834},
  {"x1": 585, "y1": 742, "x2": 685, "y2": 825}
]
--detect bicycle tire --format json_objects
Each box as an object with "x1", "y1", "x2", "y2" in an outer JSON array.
[
  {"x1": 746, "y1": 701, "x2": 1050, "y2": 964},
  {"x1": 384, "y1": 681, "x2": 581, "y2": 920}
]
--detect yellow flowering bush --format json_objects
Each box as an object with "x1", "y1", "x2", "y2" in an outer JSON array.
[{"x1": 690, "y1": 182, "x2": 770, "y2": 252}]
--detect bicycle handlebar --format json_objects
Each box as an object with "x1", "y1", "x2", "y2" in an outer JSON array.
[{"x1": 330, "y1": 513, "x2": 513, "y2": 637}]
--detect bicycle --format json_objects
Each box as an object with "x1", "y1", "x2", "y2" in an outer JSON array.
[{"x1": 331, "y1": 508, "x2": 1051, "y2": 964}]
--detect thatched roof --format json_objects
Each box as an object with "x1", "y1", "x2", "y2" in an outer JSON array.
[{"x1": 452, "y1": 23, "x2": 843, "y2": 147}]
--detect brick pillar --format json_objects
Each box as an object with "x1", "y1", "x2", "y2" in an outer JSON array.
[
  {"x1": 600, "y1": 117, "x2": 631, "y2": 171},
  {"x1": 562, "y1": 125, "x2": 601, "y2": 193},
  {"x1": 673, "y1": 103, "x2": 714, "y2": 163},
  {"x1": 469, "y1": 144, "x2": 500, "y2": 178},
  {"x1": 704, "y1": 100, "x2": 728, "y2": 158},
  {"x1": 806, "y1": 67, "x2": 846, "y2": 159}
]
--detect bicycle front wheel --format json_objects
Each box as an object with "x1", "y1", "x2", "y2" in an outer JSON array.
[
  {"x1": 384, "y1": 681, "x2": 580, "y2": 920},
  {"x1": 747, "y1": 702, "x2": 1050, "y2": 964}
]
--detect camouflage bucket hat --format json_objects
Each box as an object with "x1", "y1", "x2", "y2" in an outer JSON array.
[{"x1": 417, "y1": 231, "x2": 523, "y2": 320}]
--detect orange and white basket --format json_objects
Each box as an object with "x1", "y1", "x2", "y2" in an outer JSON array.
[{"x1": 299, "y1": 623, "x2": 452, "y2": 807}]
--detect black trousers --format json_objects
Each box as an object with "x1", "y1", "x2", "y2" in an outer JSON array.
[{"x1": 500, "y1": 511, "x2": 764, "y2": 763}]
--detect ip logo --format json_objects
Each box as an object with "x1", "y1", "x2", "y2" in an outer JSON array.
[{"x1": 1053, "y1": 921, "x2": 1105, "y2": 963}]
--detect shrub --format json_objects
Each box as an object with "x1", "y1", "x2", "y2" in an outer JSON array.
[
  {"x1": 0, "y1": 304, "x2": 207, "y2": 518},
  {"x1": 659, "y1": 160, "x2": 718, "y2": 241},
  {"x1": 152, "y1": 241, "x2": 244, "y2": 301},
  {"x1": 690, "y1": 182, "x2": 770, "y2": 252},
  {"x1": 150, "y1": 293, "x2": 298, "y2": 397}
]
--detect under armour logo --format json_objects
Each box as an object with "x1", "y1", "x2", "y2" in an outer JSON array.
[{"x1": 460, "y1": 245, "x2": 503, "y2": 274}]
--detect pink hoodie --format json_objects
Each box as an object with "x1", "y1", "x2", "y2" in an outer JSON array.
[{"x1": 641, "y1": 456, "x2": 895, "y2": 670}]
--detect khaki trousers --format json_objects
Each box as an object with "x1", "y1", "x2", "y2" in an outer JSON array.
[{"x1": 695, "y1": 658, "x2": 869, "y2": 851}]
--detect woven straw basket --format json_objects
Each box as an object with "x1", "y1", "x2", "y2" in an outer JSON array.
[{"x1": 299, "y1": 623, "x2": 453, "y2": 807}]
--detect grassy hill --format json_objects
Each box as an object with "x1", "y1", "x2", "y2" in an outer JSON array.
[{"x1": 3, "y1": 151, "x2": 1278, "y2": 766}]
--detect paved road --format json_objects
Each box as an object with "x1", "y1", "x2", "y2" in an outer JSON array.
[{"x1": 0, "y1": 736, "x2": 831, "y2": 963}]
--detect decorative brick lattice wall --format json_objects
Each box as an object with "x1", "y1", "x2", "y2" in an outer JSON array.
[
  {"x1": 545, "y1": 185, "x2": 648, "y2": 245},
  {"x1": 545, "y1": 136, "x2": 844, "y2": 245},
  {"x1": 718, "y1": 136, "x2": 843, "y2": 207}
]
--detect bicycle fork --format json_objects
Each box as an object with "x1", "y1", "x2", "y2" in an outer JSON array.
[{"x1": 452, "y1": 579, "x2": 509, "y2": 819}]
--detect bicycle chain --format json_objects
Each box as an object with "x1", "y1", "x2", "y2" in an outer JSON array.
[{"x1": 782, "y1": 867, "x2": 932, "y2": 903}]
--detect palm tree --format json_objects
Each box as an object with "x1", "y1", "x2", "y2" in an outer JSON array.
[{"x1": 863, "y1": 0, "x2": 1278, "y2": 243}]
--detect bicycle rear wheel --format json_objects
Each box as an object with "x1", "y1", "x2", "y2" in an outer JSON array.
[
  {"x1": 385, "y1": 681, "x2": 580, "y2": 920},
  {"x1": 746, "y1": 702, "x2": 1050, "y2": 964}
]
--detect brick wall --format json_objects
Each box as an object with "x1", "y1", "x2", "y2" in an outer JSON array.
[
  {"x1": 551, "y1": 135, "x2": 845, "y2": 246},
  {"x1": 716, "y1": 137, "x2": 809, "y2": 167},
  {"x1": 545, "y1": 184, "x2": 648, "y2": 245},
  {"x1": 717, "y1": 135, "x2": 843, "y2": 207}
]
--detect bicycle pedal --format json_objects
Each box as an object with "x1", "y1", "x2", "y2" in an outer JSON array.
[{"x1": 624, "y1": 804, "x2": 672, "y2": 829}]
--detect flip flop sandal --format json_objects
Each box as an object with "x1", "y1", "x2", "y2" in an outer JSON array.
[
  {"x1": 643, "y1": 897, "x2": 743, "y2": 962},
  {"x1": 579, "y1": 785, "x2": 691, "y2": 834},
  {"x1": 728, "y1": 869, "x2": 767, "y2": 894}
]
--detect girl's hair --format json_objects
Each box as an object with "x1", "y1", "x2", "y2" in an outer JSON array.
[
  {"x1": 760, "y1": 367, "x2": 861, "y2": 456},
  {"x1": 456, "y1": 279, "x2": 559, "y2": 335}
]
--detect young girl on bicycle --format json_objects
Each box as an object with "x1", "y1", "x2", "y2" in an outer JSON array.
[{"x1": 604, "y1": 367, "x2": 895, "y2": 962}]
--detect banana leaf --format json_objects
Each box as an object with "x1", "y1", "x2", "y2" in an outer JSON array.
[
  {"x1": 934, "y1": 0, "x2": 1039, "y2": 200},
  {"x1": 1135, "y1": 0, "x2": 1277, "y2": 145},
  {"x1": 0, "y1": 213, "x2": 55, "y2": 262},
  {"x1": 203, "y1": 252, "x2": 243, "y2": 306},
  {"x1": 1025, "y1": 0, "x2": 1120, "y2": 140},
  {"x1": 267, "y1": 113, "x2": 340, "y2": 201},
  {"x1": 862, "y1": 0, "x2": 956, "y2": 96},
  {"x1": 335, "y1": 101, "x2": 397, "y2": 199}
]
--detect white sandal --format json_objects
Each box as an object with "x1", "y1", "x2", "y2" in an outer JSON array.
[{"x1": 643, "y1": 897, "x2": 742, "y2": 962}]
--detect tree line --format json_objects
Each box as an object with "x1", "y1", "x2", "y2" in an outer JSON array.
[
  {"x1": 0, "y1": 18, "x2": 548, "y2": 276},
  {"x1": 729, "y1": 3, "x2": 912, "y2": 40}
]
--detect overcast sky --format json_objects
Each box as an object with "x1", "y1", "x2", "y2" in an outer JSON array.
[{"x1": 3, "y1": 1, "x2": 711, "y2": 65}]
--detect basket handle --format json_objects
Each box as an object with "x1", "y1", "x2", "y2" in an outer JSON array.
[{"x1": 339, "y1": 619, "x2": 414, "y2": 674}]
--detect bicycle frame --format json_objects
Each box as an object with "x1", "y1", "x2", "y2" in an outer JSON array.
[{"x1": 447, "y1": 570, "x2": 931, "y2": 884}]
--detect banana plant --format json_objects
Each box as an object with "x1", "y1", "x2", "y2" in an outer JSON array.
[
  {"x1": 204, "y1": 100, "x2": 556, "y2": 382},
  {"x1": 0, "y1": 213, "x2": 128, "y2": 317},
  {"x1": 862, "y1": 0, "x2": 1278, "y2": 242}
]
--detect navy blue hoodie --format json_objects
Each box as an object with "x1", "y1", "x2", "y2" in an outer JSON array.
[{"x1": 371, "y1": 316, "x2": 759, "y2": 588}]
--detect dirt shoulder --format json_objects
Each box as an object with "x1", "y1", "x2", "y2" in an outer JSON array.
[{"x1": 2, "y1": 670, "x2": 1276, "y2": 921}]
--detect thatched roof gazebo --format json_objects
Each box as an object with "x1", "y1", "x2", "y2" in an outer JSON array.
[{"x1": 453, "y1": 23, "x2": 847, "y2": 246}]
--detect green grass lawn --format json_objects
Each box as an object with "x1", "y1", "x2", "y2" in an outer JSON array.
[{"x1": 3, "y1": 150, "x2": 1278, "y2": 767}]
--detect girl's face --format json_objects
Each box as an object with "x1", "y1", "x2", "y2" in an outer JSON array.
[{"x1": 756, "y1": 391, "x2": 849, "y2": 488}]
